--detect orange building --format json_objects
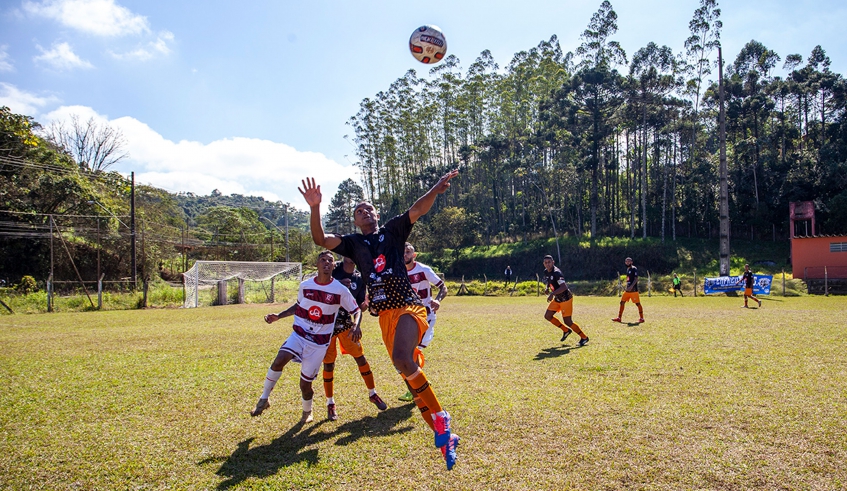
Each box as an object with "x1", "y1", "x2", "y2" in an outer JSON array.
[{"x1": 791, "y1": 235, "x2": 847, "y2": 279}]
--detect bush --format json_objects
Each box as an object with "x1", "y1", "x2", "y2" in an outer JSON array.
[{"x1": 16, "y1": 276, "x2": 38, "y2": 294}]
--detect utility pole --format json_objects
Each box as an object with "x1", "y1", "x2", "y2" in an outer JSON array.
[
  {"x1": 718, "y1": 47, "x2": 730, "y2": 276},
  {"x1": 284, "y1": 204, "x2": 289, "y2": 262},
  {"x1": 131, "y1": 171, "x2": 137, "y2": 288}
]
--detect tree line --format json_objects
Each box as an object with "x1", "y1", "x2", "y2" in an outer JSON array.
[{"x1": 346, "y1": 0, "x2": 847, "y2": 254}]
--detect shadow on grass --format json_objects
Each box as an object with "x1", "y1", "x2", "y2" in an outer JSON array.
[
  {"x1": 534, "y1": 344, "x2": 582, "y2": 360},
  {"x1": 203, "y1": 404, "x2": 417, "y2": 489}
]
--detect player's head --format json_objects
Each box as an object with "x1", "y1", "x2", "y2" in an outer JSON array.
[
  {"x1": 342, "y1": 255, "x2": 355, "y2": 268},
  {"x1": 353, "y1": 201, "x2": 379, "y2": 229},
  {"x1": 745, "y1": 264, "x2": 750, "y2": 271},
  {"x1": 625, "y1": 257, "x2": 633, "y2": 266},
  {"x1": 317, "y1": 251, "x2": 335, "y2": 275},
  {"x1": 404, "y1": 242, "x2": 417, "y2": 265},
  {"x1": 543, "y1": 254, "x2": 555, "y2": 271}
]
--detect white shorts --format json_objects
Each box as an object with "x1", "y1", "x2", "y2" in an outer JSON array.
[
  {"x1": 279, "y1": 332, "x2": 331, "y2": 383},
  {"x1": 419, "y1": 310, "x2": 436, "y2": 349}
]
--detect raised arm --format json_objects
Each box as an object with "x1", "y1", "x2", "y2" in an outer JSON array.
[
  {"x1": 299, "y1": 177, "x2": 342, "y2": 249},
  {"x1": 408, "y1": 169, "x2": 459, "y2": 224}
]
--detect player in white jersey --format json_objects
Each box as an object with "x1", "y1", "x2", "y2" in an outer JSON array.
[
  {"x1": 250, "y1": 251, "x2": 361, "y2": 423},
  {"x1": 399, "y1": 242, "x2": 447, "y2": 401}
]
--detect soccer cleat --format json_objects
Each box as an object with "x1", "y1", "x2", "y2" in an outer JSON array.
[
  {"x1": 327, "y1": 403, "x2": 338, "y2": 421},
  {"x1": 440, "y1": 434, "x2": 460, "y2": 470},
  {"x1": 433, "y1": 411, "x2": 452, "y2": 448},
  {"x1": 638, "y1": 318, "x2": 645, "y2": 323},
  {"x1": 250, "y1": 398, "x2": 270, "y2": 417},
  {"x1": 560, "y1": 329, "x2": 571, "y2": 342},
  {"x1": 757, "y1": 299, "x2": 762, "y2": 307},
  {"x1": 300, "y1": 411, "x2": 314, "y2": 424},
  {"x1": 612, "y1": 317, "x2": 622, "y2": 322},
  {"x1": 399, "y1": 390, "x2": 414, "y2": 402},
  {"x1": 578, "y1": 337, "x2": 589, "y2": 347},
  {"x1": 369, "y1": 393, "x2": 388, "y2": 411}
]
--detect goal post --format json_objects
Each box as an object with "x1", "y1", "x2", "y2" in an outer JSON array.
[{"x1": 182, "y1": 261, "x2": 302, "y2": 308}]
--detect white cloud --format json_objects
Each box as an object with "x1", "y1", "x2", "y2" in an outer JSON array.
[
  {"x1": 33, "y1": 41, "x2": 94, "y2": 70},
  {"x1": 0, "y1": 83, "x2": 60, "y2": 116},
  {"x1": 0, "y1": 45, "x2": 13, "y2": 72},
  {"x1": 109, "y1": 30, "x2": 173, "y2": 61},
  {"x1": 41, "y1": 106, "x2": 360, "y2": 210},
  {"x1": 23, "y1": 0, "x2": 149, "y2": 37}
]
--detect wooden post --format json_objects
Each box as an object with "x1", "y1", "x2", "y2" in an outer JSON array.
[
  {"x1": 825, "y1": 266, "x2": 829, "y2": 297},
  {"x1": 217, "y1": 280, "x2": 227, "y2": 305},
  {"x1": 238, "y1": 278, "x2": 245, "y2": 304},
  {"x1": 693, "y1": 270, "x2": 697, "y2": 297},
  {"x1": 483, "y1": 274, "x2": 488, "y2": 296},
  {"x1": 536, "y1": 274, "x2": 540, "y2": 296},
  {"x1": 270, "y1": 276, "x2": 275, "y2": 303},
  {"x1": 47, "y1": 273, "x2": 53, "y2": 312},
  {"x1": 782, "y1": 270, "x2": 785, "y2": 296}
]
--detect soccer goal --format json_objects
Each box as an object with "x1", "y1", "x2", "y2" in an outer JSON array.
[{"x1": 182, "y1": 261, "x2": 302, "y2": 308}]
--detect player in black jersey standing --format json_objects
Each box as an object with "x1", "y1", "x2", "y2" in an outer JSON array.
[
  {"x1": 613, "y1": 257, "x2": 645, "y2": 323},
  {"x1": 737, "y1": 264, "x2": 762, "y2": 308},
  {"x1": 322, "y1": 256, "x2": 388, "y2": 421},
  {"x1": 542, "y1": 255, "x2": 589, "y2": 346},
  {"x1": 299, "y1": 170, "x2": 460, "y2": 470}
]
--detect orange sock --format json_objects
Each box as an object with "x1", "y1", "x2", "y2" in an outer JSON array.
[
  {"x1": 569, "y1": 322, "x2": 587, "y2": 339},
  {"x1": 323, "y1": 370, "x2": 333, "y2": 398},
  {"x1": 406, "y1": 369, "x2": 443, "y2": 428},
  {"x1": 549, "y1": 316, "x2": 569, "y2": 331},
  {"x1": 358, "y1": 363, "x2": 375, "y2": 390}
]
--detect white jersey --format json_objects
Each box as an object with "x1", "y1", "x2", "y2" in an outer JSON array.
[
  {"x1": 406, "y1": 262, "x2": 444, "y2": 309},
  {"x1": 293, "y1": 277, "x2": 360, "y2": 342}
]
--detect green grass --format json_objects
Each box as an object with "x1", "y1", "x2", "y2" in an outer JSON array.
[{"x1": 2, "y1": 296, "x2": 845, "y2": 490}]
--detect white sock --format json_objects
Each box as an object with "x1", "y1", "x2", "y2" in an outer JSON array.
[
  {"x1": 302, "y1": 398, "x2": 313, "y2": 412},
  {"x1": 261, "y1": 369, "x2": 282, "y2": 399},
  {"x1": 369, "y1": 388, "x2": 377, "y2": 397},
  {"x1": 326, "y1": 397, "x2": 335, "y2": 406}
]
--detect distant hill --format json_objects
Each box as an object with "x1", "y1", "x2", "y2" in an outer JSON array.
[{"x1": 175, "y1": 190, "x2": 309, "y2": 229}]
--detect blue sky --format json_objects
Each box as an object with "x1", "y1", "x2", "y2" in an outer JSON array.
[{"x1": 1, "y1": 0, "x2": 845, "y2": 210}]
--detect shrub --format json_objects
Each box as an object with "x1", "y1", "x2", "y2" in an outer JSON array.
[{"x1": 16, "y1": 276, "x2": 38, "y2": 294}]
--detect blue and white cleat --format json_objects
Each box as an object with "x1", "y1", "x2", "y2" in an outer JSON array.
[
  {"x1": 433, "y1": 411, "x2": 452, "y2": 448},
  {"x1": 440, "y1": 434, "x2": 460, "y2": 470}
]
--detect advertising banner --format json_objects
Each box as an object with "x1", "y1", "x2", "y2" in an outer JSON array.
[{"x1": 703, "y1": 275, "x2": 773, "y2": 295}]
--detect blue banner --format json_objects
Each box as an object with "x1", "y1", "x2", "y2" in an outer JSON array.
[{"x1": 703, "y1": 275, "x2": 773, "y2": 295}]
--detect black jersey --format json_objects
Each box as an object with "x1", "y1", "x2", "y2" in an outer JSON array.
[
  {"x1": 331, "y1": 261, "x2": 366, "y2": 333},
  {"x1": 543, "y1": 266, "x2": 572, "y2": 302},
  {"x1": 626, "y1": 265, "x2": 639, "y2": 292},
  {"x1": 742, "y1": 271, "x2": 755, "y2": 289},
  {"x1": 331, "y1": 211, "x2": 422, "y2": 315}
]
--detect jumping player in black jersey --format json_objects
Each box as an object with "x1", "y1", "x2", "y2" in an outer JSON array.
[
  {"x1": 542, "y1": 255, "x2": 589, "y2": 346},
  {"x1": 299, "y1": 170, "x2": 460, "y2": 470}
]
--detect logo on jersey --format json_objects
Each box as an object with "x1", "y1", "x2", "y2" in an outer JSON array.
[
  {"x1": 308, "y1": 305, "x2": 323, "y2": 321},
  {"x1": 374, "y1": 254, "x2": 386, "y2": 273}
]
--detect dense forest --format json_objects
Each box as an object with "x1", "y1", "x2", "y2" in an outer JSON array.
[
  {"x1": 2, "y1": 0, "x2": 847, "y2": 287},
  {"x1": 347, "y1": 0, "x2": 847, "y2": 252}
]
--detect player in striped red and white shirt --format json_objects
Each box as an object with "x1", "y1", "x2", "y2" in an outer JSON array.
[{"x1": 250, "y1": 251, "x2": 360, "y2": 423}]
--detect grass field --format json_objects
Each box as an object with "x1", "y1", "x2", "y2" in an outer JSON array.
[{"x1": 1, "y1": 295, "x2": 845, "y2": 490}]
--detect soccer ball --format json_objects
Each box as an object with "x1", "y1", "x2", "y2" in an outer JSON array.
[{"x1": 409, "y1": 25, "x2": 447, "y2": 64}]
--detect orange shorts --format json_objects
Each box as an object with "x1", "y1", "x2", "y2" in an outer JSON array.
[
  {"x1": 621, "y1": 291, "x2": 641, "y2": 303},
  {"x1": 378, "y1": 304, "x2": 428, "y2": 362},
  {"x1": 744, "y1": 287, "x2": 753, "y2": 296},
  {"x1": 547, "y1": 297, "x2": 574, "y2": 317},
  {"x1": 323, "y1": 330, "x2": 364, "y2": 364}
]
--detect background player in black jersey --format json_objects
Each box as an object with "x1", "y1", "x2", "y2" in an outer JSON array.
[
  {"x1": 542, "y1": 255, "x2": 589, "y2": 346},
  {"x1": 322, "y1": 255, "x2": 388, "y2": 421},
  {"x1": 736, "y1": 264, "x2": 762, "y2": 308},
  {"x1": 613, "y1": 257, "x2": 645, "y2": 323},
  {"x1": 299, "y1": 170, "x2": 461, "y2": 470}
]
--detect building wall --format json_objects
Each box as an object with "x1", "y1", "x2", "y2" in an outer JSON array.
[{"x1": 791, "y1": 236, "x2": 847, "y2": 279}]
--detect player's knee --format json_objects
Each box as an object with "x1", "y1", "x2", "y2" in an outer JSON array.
[
  {"x1": 353, "y1": 355, "x2": 367, "y2": 366},
  {"x1": 544, "y1": 311, "x2": 555, "y2": 321},
  {"x1": 323, "y1": 362, "x2": 335, "y2": 372}
]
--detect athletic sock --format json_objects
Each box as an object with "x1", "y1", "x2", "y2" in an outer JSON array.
[
  {"x1": 326, "y1": 396, "x2": 335, "y2": 406},
  {"x1": 549, "y1": 317, "x2": 569, "y2": 331},
  {"x1": 406, "y1": 369, "x2": 442, "y2": 429},
  {"x1": 261, "y1": 369, "x2": 282, "y2": 399},
  {"x1": 569, "y1": 322, "x2": 587, "y2": 339},
  {"x1": 358, "y1": 363, "x2": 375, "y2": 390},
  {"x1": 302, "y1": 397, "x2": 313, "y2": 413},
  {"x1": 323, "y1": 370, "x2": 334, "y2": 398}
]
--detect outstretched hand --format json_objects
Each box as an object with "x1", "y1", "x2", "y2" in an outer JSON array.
[
  {"x1": 298, "y1": 178, "x2": 322, "y2": 207},
  {"x1": 432, "y1": 169, "x2": 459, "y2": 195}
]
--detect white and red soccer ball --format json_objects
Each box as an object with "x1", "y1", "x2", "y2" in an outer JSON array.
[{"x1": 409, "y1": 25, "x2": 447, "y2": 64}]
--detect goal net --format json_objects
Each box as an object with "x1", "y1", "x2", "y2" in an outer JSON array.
[{"x1": 182, "y1": 261, "x2": 302, "y2": 308}]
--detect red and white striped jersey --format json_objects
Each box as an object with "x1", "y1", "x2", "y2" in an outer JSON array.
[
  {"x1": 294, "y1": 277, "x2": 360, "y2": 337},
  {"x1": 406, "y1": 262, "x2": 443, "y2": 308}
]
